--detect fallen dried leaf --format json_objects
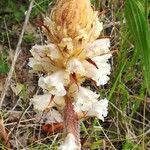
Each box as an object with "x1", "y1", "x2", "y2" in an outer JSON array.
[{"x1": 42, "y1": 122, "x2": 64, "y2": 134}]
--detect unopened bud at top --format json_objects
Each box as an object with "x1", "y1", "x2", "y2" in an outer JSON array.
[{"x1": 43, "y1": 0, "x2": 103, "y2": 53}]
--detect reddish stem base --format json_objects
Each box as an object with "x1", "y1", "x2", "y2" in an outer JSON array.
[{"x1": 64, "y1": 96, "x2": 80, "y2": 148}]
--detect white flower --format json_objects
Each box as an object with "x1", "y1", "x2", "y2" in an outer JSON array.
[
  {"x1": 28, "y1": 57, "x2": 56, "y2": 73},
  {"x1": 88, "y1": 16, "x2": 103, "y2": 42},
  {"x1": 85, "y1": 38, "x2": 110, "y2": 58},
  {"x1": 59, "y1": 133, "x2": 79, "y2": 150},
  {"x1": 66, "y1": 58, "x2": 85, "y2": 75},
  {"x1": 30, "y1": 94, "x2": 65, "y2": 112},
  {"x1": 28, "y1": 44, "x2": 62, "y2": 73},
  {"x1": 30, "y1": 44, "x2": 61, "y2": 60},
  {"x1": 30, "y1": 94, "x2": 52, "y2": 111},
  {"x1": 73, "y1": 86, "x2": 99, "y2": 113},
  {"x1": 83, "y1": 54, "x2": 112, "y2": 86},
  {"x1": 38, "y1": 71, "x2": 67, "y2": 96},
  {"x1": 73, "y1": 86, "x2": 108, "y2": 121},
  {"x1": 86, "y1": 98, "x2": 108, "y2": 121}
]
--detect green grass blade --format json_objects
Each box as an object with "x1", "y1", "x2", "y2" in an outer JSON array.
[{"x1": 125, "y1": 0, "x2": 150, "y2": 92}]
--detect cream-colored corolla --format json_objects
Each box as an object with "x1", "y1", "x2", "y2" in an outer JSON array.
[{"x1": 29, "y1": 0, "x2": 112, "y2": 149}]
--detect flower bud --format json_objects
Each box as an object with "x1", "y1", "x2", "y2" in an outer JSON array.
[{"x1": 43, "y1": 0, "x2": 103, "y2": 53}]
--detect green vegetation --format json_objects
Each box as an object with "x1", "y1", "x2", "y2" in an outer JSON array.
[
  {"x1": 0, "y1": 49, "x2": 9, "y2": 74},
  {"x1": 125, "y1": 0, "x2": 150, "y2": 93}
]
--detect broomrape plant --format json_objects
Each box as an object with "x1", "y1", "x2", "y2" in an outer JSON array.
[{"x1": 28, "y1": 0, "x2": 112, "y2": 149}]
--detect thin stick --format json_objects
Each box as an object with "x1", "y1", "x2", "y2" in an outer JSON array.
[
  {"x1": 5, "y1": 104, "x2": 31, "y2": 146},
  {"x1": 0, "y1": 0, "x2": 34, "y2": 108},
  {"x1": 4, "y1": 17, "x2": 13, "y2": 61}
]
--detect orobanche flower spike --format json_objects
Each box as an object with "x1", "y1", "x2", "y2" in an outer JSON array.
[{"x1": 29, "y1": 0, "x2": 112, "y2": 149}]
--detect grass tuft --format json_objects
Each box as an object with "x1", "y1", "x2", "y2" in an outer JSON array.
[{"x1": 125, "y1": 0, "x2": 150, "y2": 93}]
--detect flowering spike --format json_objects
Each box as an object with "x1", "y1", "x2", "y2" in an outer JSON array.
[{"x1": 29, "y1": 0, "x2": 112, "y2": 149}]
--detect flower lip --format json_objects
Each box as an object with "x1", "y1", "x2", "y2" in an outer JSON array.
[
  {"x1": 83, "y1": 54, "x2": 112, "y2": 86},
  {"x1": 38, "y1": 71, "x2": 67, "y2": 96},
  {"x1": 72, "y1": 86, "x2": 108, "y2": 121},
  {"x1": 30, "y1": 94, "x2": 65, "y2": 112},
  {"x1": 66, "y1": 58, "x2": 85, "y2": 75},
  {"x1": 30, "y1": 44, "x2": 61, "y2": 60},
  {"x1": 84, "y1": 38, "x2": 111, "y2": 58}
]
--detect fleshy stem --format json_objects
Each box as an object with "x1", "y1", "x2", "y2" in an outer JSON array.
[{"x1": 64, "y1": 95, "x2": 81, "y2": 148}]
